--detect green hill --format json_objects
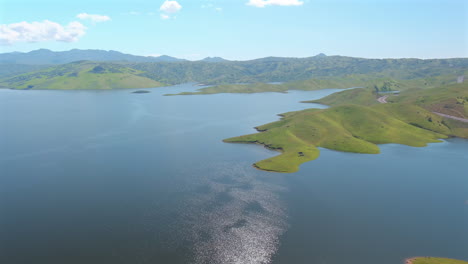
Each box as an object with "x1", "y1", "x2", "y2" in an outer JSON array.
[
  {"x1": 0, "y1": 61, "x2": 164, "y2": 90},
  {"x1": 2, "y1": 49, "x2": 467, "y2": 88},
  {"x1": 131, "y1": 56, "x2": 467, "y2": 85},
  {"x1": 224, "y1": 82, "x2": 468, "y2": 173},
  {"x1": 0, "y1": 49, "x2": 185, "y2": 64}
]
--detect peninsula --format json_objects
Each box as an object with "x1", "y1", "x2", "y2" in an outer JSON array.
[
  {"x1": 224, "y1": 82, "x2": 468, "y2": 173},
  {"x1": 406, "y1": 257, "x2": 468, "y2": 264}
]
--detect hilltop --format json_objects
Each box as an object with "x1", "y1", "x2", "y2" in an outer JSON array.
[
  {"x1": 0, "y1": 61, "x2": 164, "y2": 90},
  {"x1": 129, "y1": 56, "x2": 468, "y2": 85},
  {"x1": 0, "y1": 49, "x2": 185, "y2": 65},
  {"x1": 0, "y1": 49, "x2": 466, "y2": 92},
  {"x1": 200, "y1": 57, "x2": 229, "y2": 63}
]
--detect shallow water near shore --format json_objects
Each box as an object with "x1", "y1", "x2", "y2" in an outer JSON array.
[{"x1": 1, "y1": 84, "x2": 467, "y2": 264}]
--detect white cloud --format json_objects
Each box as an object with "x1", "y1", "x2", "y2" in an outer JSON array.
[
  {"x1": 160, "y1": 14, "x2": 170, "y2": 20},
  {"x1": 160, "y1": 1, "x2": 182, "y2": 14},
  {"x1": 247, "y1": 0, "x2": 304, "y2": 7},
  {"x1": 147, "y1": 53, "x2": 162, "y2": 57},
  {"x1": 215, "y1": 7, "x2": 223, "y2": 12},
  {"x1": 76, "y1": 13, "x2": 111, "y2": 22},
  {"x1": 0, "y1": 20, "x2": 86, "y2": 45}
]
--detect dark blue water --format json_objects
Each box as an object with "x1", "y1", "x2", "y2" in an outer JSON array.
[{"x1": 0, "y1": 84, "x2": 467, "y2": 264}]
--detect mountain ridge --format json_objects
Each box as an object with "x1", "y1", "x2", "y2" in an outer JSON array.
[
  {"x1": 2, "y1": 49, "x2": 466, "y2": 66},
  {"x1": 0, "y1": 49, "x2": 186, "y2": 64}
]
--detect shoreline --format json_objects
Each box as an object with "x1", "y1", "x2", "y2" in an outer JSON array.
[
  {"x1": 404, "y1": 257, "x2": 468, "y2": 264},
  {"x1": 405, "y1": 257, "x2": 419, "y2": 264}
]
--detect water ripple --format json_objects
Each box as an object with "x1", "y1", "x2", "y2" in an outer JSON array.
[{"x1": 174, "y1": 162, "x2": 288, "y2": 264}]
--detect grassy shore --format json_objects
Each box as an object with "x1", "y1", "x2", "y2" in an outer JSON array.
[
  {"x1": 224, "y1": 82, "x2": 468, "y2": 173},
  {"x1": 407, "y1": 257, "x2": 468, "y2": 264}
]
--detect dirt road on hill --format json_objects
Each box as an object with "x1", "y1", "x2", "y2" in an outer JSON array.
[
  {"x1": 433, "y1": 112, "x2": 468, "y2": 123},
  {"x1": 377, "y1": 95, "x2": 388, "y2": 103},
  {"x1": 376, "y1": 96, "x2": 468, "y2": 123}
]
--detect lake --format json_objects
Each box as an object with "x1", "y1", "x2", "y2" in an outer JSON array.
[{"x1": 1, "y1": 84, "x2": 467, "y2": 264}]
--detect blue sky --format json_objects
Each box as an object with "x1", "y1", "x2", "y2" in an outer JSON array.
[{"x1": 0, "y1": 0, "x2": 467, "y2": 60}]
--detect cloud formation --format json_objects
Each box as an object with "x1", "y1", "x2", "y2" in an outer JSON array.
[
  {"x1": 247, "y1": 0, "x2": 304, "y2": 7},
  {"x1": 160, "y1": 14, "x2": 170, "y2": 20},
  {"x1": 76, "y1": 13, "x2": 111, "y2": 22},
  {"x1": 0, "y1": 20, "x2": 86, "y2": 45},
  {"x1": 160, "y1": 1, "x2": 182, "y2": 14}
]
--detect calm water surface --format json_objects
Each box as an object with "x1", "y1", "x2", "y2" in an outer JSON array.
[{"x1": 1, "y1": 84, "x2": 467, "y2": 264}]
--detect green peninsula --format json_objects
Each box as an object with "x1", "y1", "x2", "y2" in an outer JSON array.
[
  {"x1": 407, "y1": 257, "x2": 468, "y2": 264},
  {"x1": 224, "y1": 82, "x2": 468, "y2": 173}
]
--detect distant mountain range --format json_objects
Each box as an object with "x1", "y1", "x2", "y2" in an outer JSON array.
[
  {"x1": 0, "y1": 49, "x2": 466, "y2": 89},
  {"x1": 0, "y1": 49, "x2": 187, "y2": 64},
  {"x1": 0, "y1": 49, "x2": 329, "y2": 65}
]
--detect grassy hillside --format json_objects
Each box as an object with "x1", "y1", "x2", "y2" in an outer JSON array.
[
  {"x1": 0, "y1": 61, "x2": 164, "y2": 90},
  {"x1": 0, "y1": 64, "x2": 50, "y2": 78},
  {"x1": 0, "y1": 48, "x2": 185, "y2": 64},
  {"x1": 224, "y1": 82, "x2": 468, "y2": 173},
  {"x1": 2, "y1": 52, "x2": 466, "y2": 89},
  {"x1": 131, "y1": 56, "x2": 467, "y2": 85},
  {"x1": 389, "y1": 83, "x2": 468, "y2": 118},
  {"x1": 319, "y1": 83, "x2": 468, "y2": 138},
  {"x1": 2, "y1": 50, "x2": 467, "y2": 86},
  {"x1": 409, "y1": 257, "x2": 468, "y2": 264},
  {"x1": 224, "y1": 105, "x2": 445, "y2": 173},
  {"x1": 303, "y1": 87, "x2": 379, "y2": 106}
]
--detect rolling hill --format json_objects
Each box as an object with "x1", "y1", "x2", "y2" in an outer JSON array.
[
  {"x1": 224, "y1": 82, "x2": 468, "y2": 173},
  {"x1": 1, "y1": 49, "x2": 467, "y2": 86},
  {"x1": 0, "y1": 61, "x2": 164, "y2": 90}
]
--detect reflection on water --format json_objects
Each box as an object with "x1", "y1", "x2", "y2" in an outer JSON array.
[{"x1": 175, "y1": 162, "x2": 287, "y2": 264}]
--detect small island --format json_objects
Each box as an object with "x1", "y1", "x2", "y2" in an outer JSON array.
[{"x1": 132, "y1": 90, "x2": 151, "y2": 94}]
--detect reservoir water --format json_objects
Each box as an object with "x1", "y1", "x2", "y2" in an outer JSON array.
[{"x1": 1, "y1": 84, "x2": 467, "y2": 264}]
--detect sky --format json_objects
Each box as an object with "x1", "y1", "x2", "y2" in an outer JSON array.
[{"x1": 0, "y1": 0, "x2": 467, "y2": 60}]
